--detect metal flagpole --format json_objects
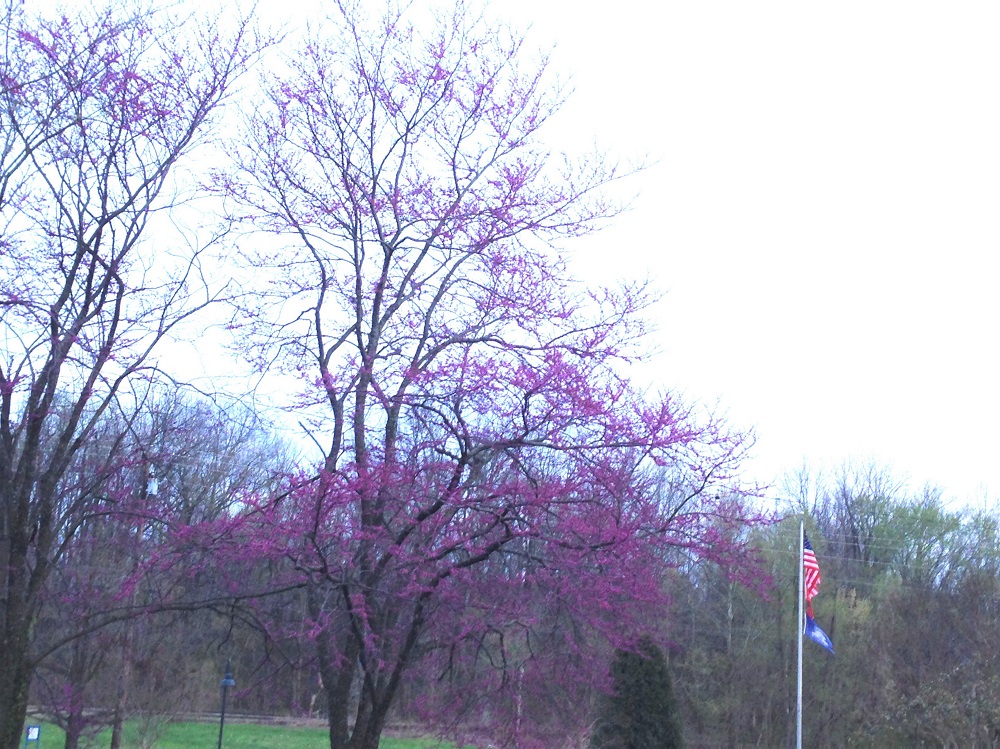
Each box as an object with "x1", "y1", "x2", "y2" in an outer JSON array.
[{"x1": 796, "y1": 519, "x2": 804, "y2": 749}]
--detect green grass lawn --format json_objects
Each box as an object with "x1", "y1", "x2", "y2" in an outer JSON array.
[{"x1": 25, "y1": 721, "x2": 457, "y2": 749}]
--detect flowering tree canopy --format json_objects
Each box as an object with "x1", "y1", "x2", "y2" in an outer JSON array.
[{"x1": 220, "y1": 2, "x2": 765, "y2": 747}]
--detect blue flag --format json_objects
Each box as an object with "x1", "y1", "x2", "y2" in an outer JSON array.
[{"x1": 805, "y1": 615, "x2": 835, "y2": 654}]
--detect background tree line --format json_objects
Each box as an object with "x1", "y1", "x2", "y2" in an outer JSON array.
[
  {"x1": 668, "y1": 461, "x2": 1000, "y2": 748},
  {"x1": 24, "y1": 443, "x2": 1000, "y2": 749}
]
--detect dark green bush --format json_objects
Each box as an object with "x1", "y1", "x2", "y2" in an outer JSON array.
[{"x1": 590, "y1": 637, "x2": 684, "y2": 749}]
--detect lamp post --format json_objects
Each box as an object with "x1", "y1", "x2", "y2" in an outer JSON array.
[{"x1": 217, "y1": 660, "x2": 235, "y2": 749}]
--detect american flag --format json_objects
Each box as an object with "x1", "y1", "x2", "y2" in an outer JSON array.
[{"x1": 803, "y1": 534, "x2": 822, "y2": 618}]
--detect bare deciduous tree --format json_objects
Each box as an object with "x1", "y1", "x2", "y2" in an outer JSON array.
[{"x1": 0, "y1": 3, "x2": 261, "y2": 745}]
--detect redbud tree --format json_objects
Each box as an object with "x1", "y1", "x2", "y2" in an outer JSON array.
[
  {"x1": 221, "y1": 1, "x2": 765, "y2": 747},
  {"x1": 0, "y1": 3, "x2": 259, "y2": 747}
]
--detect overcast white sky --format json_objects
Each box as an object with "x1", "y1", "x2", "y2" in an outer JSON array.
[
  {"x1": 243, "y1": 0, "x2": 1000, "y2": 502},
  {"x1": 486, "y1": 1, "x2": 1000, "y2": 503}
]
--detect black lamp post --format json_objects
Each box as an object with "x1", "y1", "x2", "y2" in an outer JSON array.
[{"x1": 217, "y1": 659, "x2": 235, "y2": 749}]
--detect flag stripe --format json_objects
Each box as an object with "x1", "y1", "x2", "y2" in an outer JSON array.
[{"x1": 803, "y1": 534, "x2": 822, "y2": 617}]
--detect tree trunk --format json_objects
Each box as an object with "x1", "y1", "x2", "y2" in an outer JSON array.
[
  {"x1": 321, "y1": 655, "x2": 355, "y2": 749},
  {"x1": 351, "y1": 695, "x2": 391, "y2": 749},
  {"x1": 62, "y1": 639, "x2": 93, "y2": 749},
  {"x1": 63, "y1": 711, "x2": 84, "y2": 749},
  {"x1": 0, "y1": 631, "x2": 32, "y2": 749},
  {"x1": 350, "y1": 728, "x2": 382, "y2": 749},
  {"x1": 312, "y1": 585, "x2": 361, "y2": 749},
  {"x1": 1, "y1": 502, "x2": 38, "y2": 749},
  {"x1": 109, "y1": 666, "x2": 128, "y2": 749},
  {"x1": 109, "y1": 618, "x2": 134, "y2": 749}
]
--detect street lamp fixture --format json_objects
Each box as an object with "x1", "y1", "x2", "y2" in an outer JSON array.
[{"x1": 217, "y1": 659, "x2": 236, "y2": 749}]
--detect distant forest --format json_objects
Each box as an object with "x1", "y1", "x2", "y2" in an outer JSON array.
[
  {"x1": 30, "y1": 444, "x2": 1000, "y2": 747},
  {"x1": 670, "y1": 462, "x2": 1000, "y2": 747}
]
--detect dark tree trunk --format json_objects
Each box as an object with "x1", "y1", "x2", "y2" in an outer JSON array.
[
  {"x1": 0, "y1": 633, "x2": 32, "y2": 749},
  {"x1": 109, "y1": 668, "x2": 128, "y2": 749},
  {"x1": 314, "y1": 587, "x2": 361, "y2": 749},
  {"x1": 0, "y1": 551, "x2": 36, "y2": 749},
  {"x1": 323, "y1": 658, "x2": 357, "y2": 749},
  {"x1": 63, "y1": 711, "x2": 84, "y2": 749},
  {"x1": 109, "y1": 617, "x2": 134, "y2": 749}
]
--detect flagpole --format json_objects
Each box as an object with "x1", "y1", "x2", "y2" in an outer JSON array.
[{"x1": 797, "y1": 519, "x2": 804, "y2": 749}]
